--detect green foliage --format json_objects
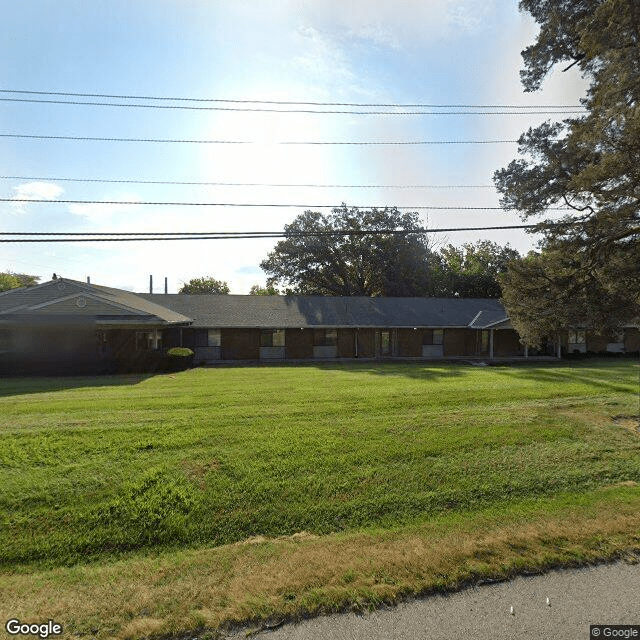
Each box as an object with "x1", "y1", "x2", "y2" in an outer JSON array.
[
  {"x1": 179, "y1": 277, "x2": 230, "y2": 295},
  {"x1": 432, "y1": 241, "x2": 520, "y2": 298},
  {"x1": 494, "y1": 0, "x2": 640, "y2": 343},
  {"x1": 249, "y1": 283, "x2": 279, "y2": 295},
  {"x1": 260, "y1": 205, "x2": 435, "y2": 296},
  {"x1": 0, "y1": 272, "x2": 40, "y2": 292},
  {"x1": 1, "y1": 361, "x2": 638, "y2": 568},
  {"x1": 166, "y1": 347, "x2": 195, "y2": 357}
]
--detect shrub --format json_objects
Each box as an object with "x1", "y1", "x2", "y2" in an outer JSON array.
[
  {"x1": 165, "y1": 347, "x2": 194, "y2": 371},
  {"x1": 166, "y1": 347, "x2": 195, "y2": 358}
]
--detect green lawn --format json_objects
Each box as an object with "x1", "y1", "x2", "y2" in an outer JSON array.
[{"x1": 1, "y1": 359, "x2": 639, "y2": 572}]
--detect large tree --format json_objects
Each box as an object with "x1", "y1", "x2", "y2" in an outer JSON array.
[
  {"x1": 432, "y1": 241, "x2": 520, "y2": 298},
  {"x1": 260, "y1": 205, "x2": 435, "y2": 296},
  {"x1": 0, "y1": 272, "x2": 39, "y2": 292},
  {"x1": 494, "y1": 0, "x2": 640, "y2": 344},
  {"x1": 248, "y1": 283, "x2": 279, "y2": 295},
  {"x1": 178, "y1": 277, "x2": 230, "y2": 295}
]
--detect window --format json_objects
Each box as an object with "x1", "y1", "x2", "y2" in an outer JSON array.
[
  {"x1": 479, "y1": 330, "x2": 489, "y2": 353},
  {"x1": 610, "y1": 329, "x2": 624, "y2": 343},
  {"x1": 135, "y1": 331, "x2": 152, "y2": 351},
  {"x1": 423, "y1": 329, "x2": 444, "y2": 345},
  {"x1": 260, "y1": 329, "x2": 285, "y2": 347},
  {"x1": 314, "y1": 329, "x2": 337, "y2": 346},
  {"x1": 207, "y1": 329, "x2": 221, "y2": 347},
  {"x1": 568, "y1": 330, "x2": 585, "y2": 344},
  {"x1": 135, "y1": 331, "x2": 161, "y2": 351},
  {"x1": 96, "y1": 330, "x2": 107, "y2": 355},
  {"x1": 380, "y1": 331, "x2": 390, "y2": 355}
]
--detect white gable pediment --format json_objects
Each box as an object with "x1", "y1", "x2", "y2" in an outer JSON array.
[{"x1": 8, "y1": 292, "x2": 157, "y2": 317}]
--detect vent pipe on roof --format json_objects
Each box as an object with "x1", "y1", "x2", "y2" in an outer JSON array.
[
  {"x1": 86, "y1": 276, "x2": 90, "y2": 284},
  {"x1": 165, "y1": 277, "x2": 168, "y2": 294},
  {"x1": 149, "y1": 275, "x2": 153, "y2": 294}
]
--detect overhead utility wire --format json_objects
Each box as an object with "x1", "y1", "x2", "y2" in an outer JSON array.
[
  {"x1": 0, "y1": 97, "x2": 585, "y2": 115},
  {"x1": 0, "y1": 224, "x2": 557, "y2": 242},
  {"x1": 0, "y1": 89, "x2": 585, "y2": 110},
  {"x1": 2, "y1": 198, "x2": 573, "y2": 211},
  {"x1": 0, "y1": 134, "x2": 518, "y2": 145},
  {"x1": 0, "y1": 175, "x2": 494, "y2": 188}
]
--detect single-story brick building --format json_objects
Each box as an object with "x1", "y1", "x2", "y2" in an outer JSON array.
[{"x1": 0, "y1": 277, "x2": 637, "y2": 374}]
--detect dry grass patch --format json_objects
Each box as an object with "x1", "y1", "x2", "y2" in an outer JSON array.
[
  {"x1": 611, "y1": 414, "x2": 640, "y2": 435},
  {"x1": 2, "y1": 487, "x2": 640, "y2": 639},
  {"x1": 180, "y1": 459, "x2": 221, "y2": 489}
]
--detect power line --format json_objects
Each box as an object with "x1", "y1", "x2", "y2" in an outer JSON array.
[
  {"x1": 0, "y1": 133, "x2": 519, "y2": 145},
  {"x1": 0, "y1": 89, "x2": 586, "y2": 109},
  {"x1": 0, "y1": 175, "x2": 495, "y2": 189},
  {"x1": 0, "y1": 97, "x2": 585, "y2": 116},
  {"x1": 0, "y1": 224, "x2": 551, "y2": 242},
  {"x1": 2, "y1": 198, "x2": 572, "y2": 210}
]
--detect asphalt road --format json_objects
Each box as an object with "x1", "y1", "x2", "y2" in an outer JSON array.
[{"x1": 226, "y1": 560, "x2": 640, "y2": 640}]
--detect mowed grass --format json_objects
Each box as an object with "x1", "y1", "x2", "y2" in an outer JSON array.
[{"x1": 1, "y1": 360, "x2": 640, "y2": 637}]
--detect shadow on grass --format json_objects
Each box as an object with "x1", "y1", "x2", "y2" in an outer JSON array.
[
  {"x1": 489, "y1": 359, "x2": 638, "y2": 394},
  {"x1": 0, "y1": 373, "x2": 155, "y2": 397},
  {"x1": 310, "y1": 360, "x2": 468, "y2": 380}
]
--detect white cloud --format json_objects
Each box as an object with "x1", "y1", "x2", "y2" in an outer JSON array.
[
  {"x1": 10, "y1": 182, "x2": 64, "y2": 214},
  {"x1": 296, "y1": 0, "x2": 496, "y2": 50},
  {"x1": 68, "y1": 194, "x2": 143, "y2": 224},
  {"x1": 293, "y1": 26, "x2": 360, "y2": 92}
]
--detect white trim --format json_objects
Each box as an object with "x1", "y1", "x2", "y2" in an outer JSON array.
[
  {"x1": 468, "y1": 311, "x2": 483, "y2": 327},
  {"x1": 480, "y1": 317, "x2": 512, "y2": 329},
  {"x1": 27, "y1": 292, "x2": 157, "y2": 315}
]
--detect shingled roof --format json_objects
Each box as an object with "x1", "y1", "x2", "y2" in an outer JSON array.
[
  {"x1": 137, "y1": 293, "x2": 510, "y2": 329},
  {"x1": 0, "y1": 279, "x2": 191, "y2": 325},
  {"x1": 0, "y1": 279, "x2": 511, "y2": 329}
]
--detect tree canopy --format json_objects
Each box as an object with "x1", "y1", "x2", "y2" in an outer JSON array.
[
  {"x1": 260, "y1": 205, "x2": 435, "y2": 296},
  {"x1": 178, "y1": 277, "x2": 230, "y2": 295},
  {"x1": 0, "y1": 272, "x2": 40, "y2": 292},
  {"x1": 248, "y1": 283, "x2": 279, "y2": 295},
  {"x1": 494, "y1": 0, "x2": 640, "y2": 344},
  {"x1": 432, "y1": 241, "x2": 520, "y2": 299}
]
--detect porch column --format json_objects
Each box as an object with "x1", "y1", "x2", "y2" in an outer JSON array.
[
  {"x1": 557, "y1": 335, "x2": 562, "y2": 359},
  {"x1": 524, "y1": 344, "x2": 529, "y2": 358},
  {"x1": 489, "y1": 329, "x2": 494, "y2": 359}
]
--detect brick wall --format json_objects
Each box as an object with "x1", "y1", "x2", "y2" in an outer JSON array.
[
  {"x1": 337, "y1": 328, "x2": 356, "y2": 358},
  {"x1": 443, "y1": 329, "x2": 476, "y2": 356},
  {"x1": 397, "y1": 328, "x2": 422, "y2": 356},
  {"x1": 356, "y1": 329, "x2": 375, "y2": 357},
  {"x1": 221, "y1": 328, "x2": 261, "y2": 360},
  {"x1": 625, "y1": 328, "x2": 640, "y2": 352},
  {"x1": 494, "y1": 329, "x2": 524, "y2": 357},
  {"x1": 286, "y1": 328, "x2": 313, "y2": 359}
]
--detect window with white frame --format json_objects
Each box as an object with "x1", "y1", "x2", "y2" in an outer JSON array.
[
  {"x1": 314, "y1": 328, "x2": 337, "y2": 346},
  {"x1": 568, "y1": 330, "x2": 586, "y2": 344},
  {"x1": 610, "y1": 329, "x2": 624, "y2": 343},
  {"x1": 135, "y1": 331, "x2": 152, "y2": 351},
  {"x1": 260, "y1": 329, "x2": 285, "y2": 347},
  {"x1": 423, "y1": 329, "x2": 443, "y2": 345}
]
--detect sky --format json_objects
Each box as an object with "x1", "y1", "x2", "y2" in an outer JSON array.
[{"x1": 0, "y1": 0, "x2": 587, "y2": 293}]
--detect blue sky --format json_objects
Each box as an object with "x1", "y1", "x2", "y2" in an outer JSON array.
[{"x1": 0, "y1": 0, "x2": 586, "y2": 293}]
